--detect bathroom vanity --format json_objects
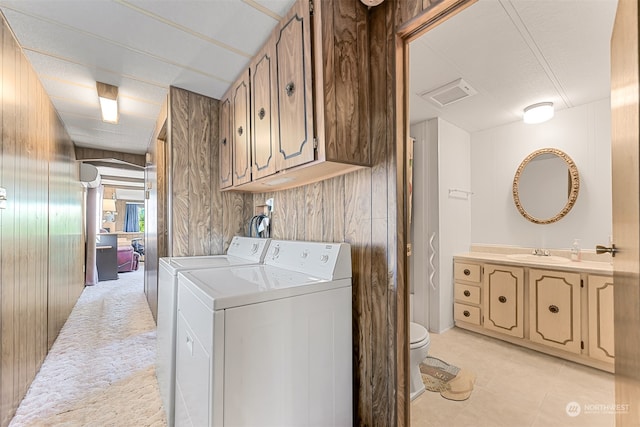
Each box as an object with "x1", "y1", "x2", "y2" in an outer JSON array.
[{"x1": 453, "y1": 248, "x2": 613, "y2": 372}]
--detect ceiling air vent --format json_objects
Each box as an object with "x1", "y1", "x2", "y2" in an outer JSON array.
[{"x1": 419, "y1": 78, "x2": 477, "y2": 107}]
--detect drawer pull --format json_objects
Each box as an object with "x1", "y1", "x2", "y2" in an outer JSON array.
[
  {"x1": 463, "y1": 290, "x2": 471, "y2": 297},
  {"x1": 549, "y1": 305, "x2": 559, "y2": 314},
  {"x1": 237, "y1": 126, "x2": 244, "y2": 136},
  {"x1": 258, "y1": 107, "x2": 266, "y2": 120},
  {"x1": 463, "y1": 269, "x2": 471, "y2": 276},
  {"x1": 463, "y1": 310, "x2": 471, "y2": 317},
  {"x1": 498, "y1": 296, "x2": 507, "y2": 303},
  {"x1": 222, "y1": 137, "x2": 227, "y2": 146}
]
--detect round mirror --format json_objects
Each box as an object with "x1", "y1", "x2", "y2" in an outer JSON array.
[{"x1": 512, "y1": 148, "x2": 579, "y2": 224}]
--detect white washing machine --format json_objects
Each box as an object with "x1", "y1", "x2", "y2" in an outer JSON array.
[
  {"x1": 156, "y1": 236, "x2": 271, "y2": 426},
  {"x1": 174, "y1": 240, "x2": 353, "y2": 427}
]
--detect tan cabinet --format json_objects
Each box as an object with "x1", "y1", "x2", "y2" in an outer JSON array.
[
  {"x1": 483, "y1": 264, "x2": 524, "y2": 338},
  {"x1": 250, "y1": 38, "x2": 278, "y2": 180},
  {"x1": 222, "y1": 0, "x2": 371, "y2": 192},
  {"x1": 219, "y1": 97, "x2": 233, "y2": 189},
  {"x1": 453, "y1": 261, "x2": 482, "y2": 326},
  {"x1": 529, "y1": 269, "x2": 581, "y2": 354},
  {"x1": 232, "y1": 71, "x2": 251, "y2": 186},
  {"x1": 588, "y1": 275, "x2": 615, "y2": 363},
  {"x1": 274, "y1": 0, "x2": 314, "y2": 171}
]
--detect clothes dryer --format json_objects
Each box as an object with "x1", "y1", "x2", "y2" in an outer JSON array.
[
  {"x1": 174, "y1": 240, "x2": 352, "y2": 427},
  {"x1": 156, "y1": 236, "x2": 270, "y2": 426}
]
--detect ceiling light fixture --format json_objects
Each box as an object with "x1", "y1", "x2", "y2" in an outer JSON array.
[
  {"x1": 96, "y1": 82, "x2": 119, "y2": 124},
  {"x1": 360, "y1": 0, "x2": 384, "y2": 6},
  {"x1": 523, "y1": 102, "x2": 554, "y2": 124}
]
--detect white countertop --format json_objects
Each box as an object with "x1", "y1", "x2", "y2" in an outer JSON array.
[{"x1": 454, "y1": 252, "x2": 613, "y2": 275}]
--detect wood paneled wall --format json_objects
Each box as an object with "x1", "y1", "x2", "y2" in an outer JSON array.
[
  {"x1": 168, "y1": 86, "x2": 252, "y2": 258},
  {"x1": 0, "y1": 14, "x2": 83, "y2": 427},
  {"x1": 144, "y1": 87, "x2": 251, "y2": 319}
]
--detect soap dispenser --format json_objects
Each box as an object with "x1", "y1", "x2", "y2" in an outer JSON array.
[{"x1": 571, "y1": 239, "x2": 581, "y2": 262}]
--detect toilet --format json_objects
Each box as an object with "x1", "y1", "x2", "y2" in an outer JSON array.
[{"x1": 409, "y1": 322, "x2": 431, "y2": 401}]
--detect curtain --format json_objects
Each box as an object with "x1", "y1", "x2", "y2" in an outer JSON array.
[{"x1": 124, "y1": 203, "x2": 139, "y2": 232}]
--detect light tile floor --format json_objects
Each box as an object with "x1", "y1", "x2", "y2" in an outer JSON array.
[{"x1": 411, "y1": 327, "x2": 615, "y2": 427}]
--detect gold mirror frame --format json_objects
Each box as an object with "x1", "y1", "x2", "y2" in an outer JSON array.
[{"x1": 512, "y1": 148, "x2": 580, "y2": 224}]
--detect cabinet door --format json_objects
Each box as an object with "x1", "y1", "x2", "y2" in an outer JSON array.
[
  {"x1": 588, "y1": 275, "x2": 615, "y2": 363},
  {"x1": 483, "y1": 264, "x2": 524, "y2": 337},
  {"x1": 251, "y1": 40, "x2": 277, "y2": 180},
  {"x1": 274, "y1": 0, "x2": 315, "y2": 171},
  {"x1": 232, "y1": 71, "x2": 251, "y2": 186},
  {"x1": 529, "y1": 269, "x2": 581, "y2": 353},
  {"x1": 219, "y1": 95, "x2": 233, "y2": 189}
]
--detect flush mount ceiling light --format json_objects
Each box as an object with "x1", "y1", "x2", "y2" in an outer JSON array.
[
  {"x1": 523, "y1": 102, "x2": 554, "y2": 124},
  {"x1": 360, "y1": 0, "x2": 384, "y2": 6},
  {"x1": 96, "y1": 82, "x2": 119, "y2": 124}
]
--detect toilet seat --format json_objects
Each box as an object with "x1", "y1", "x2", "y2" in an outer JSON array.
[{"x1": 410, "y1": 322, "x2": 429, "y2": 349}]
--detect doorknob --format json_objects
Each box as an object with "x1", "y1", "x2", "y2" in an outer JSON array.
[{"x1": 596, "y1": 244, "x2": 618, "y2": 257}]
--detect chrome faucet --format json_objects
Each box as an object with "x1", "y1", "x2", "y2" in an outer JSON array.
[{"x1": 531, "y1": 248, "x2": 550, "y2": 256}]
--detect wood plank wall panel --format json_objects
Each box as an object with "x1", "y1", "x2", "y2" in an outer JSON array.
[
  {"x1": 169, "y1": 86, "x2": 190, "y2": 256},
  {"x1": 0, "y1": 14, "x2": 83, "y2": 426},
  {"x1": 1, "y1": 21, "x2": 17, "y2": 424},
  {"x1": 209, "y1": 100, "x2": 224, "y2": 255},
  {"x1": 187, "y1": 93, "x2": 212, "y2": 255}
]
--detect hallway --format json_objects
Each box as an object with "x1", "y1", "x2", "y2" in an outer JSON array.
[{"x1": 9, "y1": 267, "x2": 166, "y2": 426}]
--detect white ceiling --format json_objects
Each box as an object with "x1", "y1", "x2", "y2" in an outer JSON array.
[
  {"x1": 0, "y1": 0, "x2": 295, "y2": 155},
  {"x1": 0, "y1": 0, "x2": 619, "y2": 158},
  {"x1": 410, "y1": 0, "x2": 618, "y2": 132}
]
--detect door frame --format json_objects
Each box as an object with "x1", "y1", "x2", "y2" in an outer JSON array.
[{"x1": 394, "y1": 1, "x2": 477, "y2": 424}]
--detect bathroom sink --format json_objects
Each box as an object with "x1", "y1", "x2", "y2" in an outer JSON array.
[{"x1": 506, "y1": 254, "x2": 570, "y2": 264}]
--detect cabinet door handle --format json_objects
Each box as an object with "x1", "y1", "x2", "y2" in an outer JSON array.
[
  {"x1": 463, "y1": 290, "x2": 471, "y2": 297},
  {"x1": 221, "y1": 137, "x2": 227, "y2": 146},
  {"x1": 285, "y1": 82, "x2": 295, "y2": 97},
  {"x1": 237, "y1": 126, "x2": 244, "y2": 136},
  {"x1": 549, "y1": 305, "x2": 559, "y2": 314},
  {"x1": 258, "y1": 107, "x2": 266, "y2": 120},
  {"x1": 463, "y1": 310, "x2": 470, "y2": 317},
  {"x1": 498, "y1": 296, "x2": 507, "y2": 303},
  {"x1": 463, "y1": 269, "x2": 471, "y2": 276}
]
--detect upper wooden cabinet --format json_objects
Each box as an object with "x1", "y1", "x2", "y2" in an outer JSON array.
[
  {"x1": 219, "y1": 72, "x2": 251, "y2": 188},
  {"x1": 224, "y1": 0, "x2": 371, "y2": 192},
  {"x1": 232, "y1": 71, "x2": 251, "y2": 186},
  {"x1": 274, "y1": 0, "x2": 315, "y2": 171},
  {"x1": 219, "y1": 96, "x2": 232, "y2": 189},
  {"x1": 251, "y1": 37, "x2": 278, "y2": 181}
]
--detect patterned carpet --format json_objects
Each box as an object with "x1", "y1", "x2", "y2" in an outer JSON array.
[{"x1": 10, "y1": 266, "x2": 167, "y2": 427}]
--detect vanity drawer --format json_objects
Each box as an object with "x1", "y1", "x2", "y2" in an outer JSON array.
[
  {"x1": 454, "y1": 303, "x2": 481, "y2": 325},
  {"x1": 454, "y1": 262, "x2": 482, "y2": 283},
  {"x1": 454, "y1": 283, "x2": 481, "y2": 305}
]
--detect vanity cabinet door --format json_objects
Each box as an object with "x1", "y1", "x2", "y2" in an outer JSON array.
[
  {"x1": 251, "y1": 37, "x2": 278, "y2": 180},
  {"x1": 529, "y1": 269, "x2": 581, "y2": 354},
  {"x1": 232, "y1": 71, "x2": 251, "y2": 186},
  {"x1": 588, "y1": 275, "x2": 615, "y2": 363},
  {"x1": 274, "y1": 0, "x2": 315, "y2": 171},
  {"x1": 483, "y1": 264, "x2": 524, "y2": 338},
  {"x1": 219, "y1": 96, "x2": 233, "y2": 189}
]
